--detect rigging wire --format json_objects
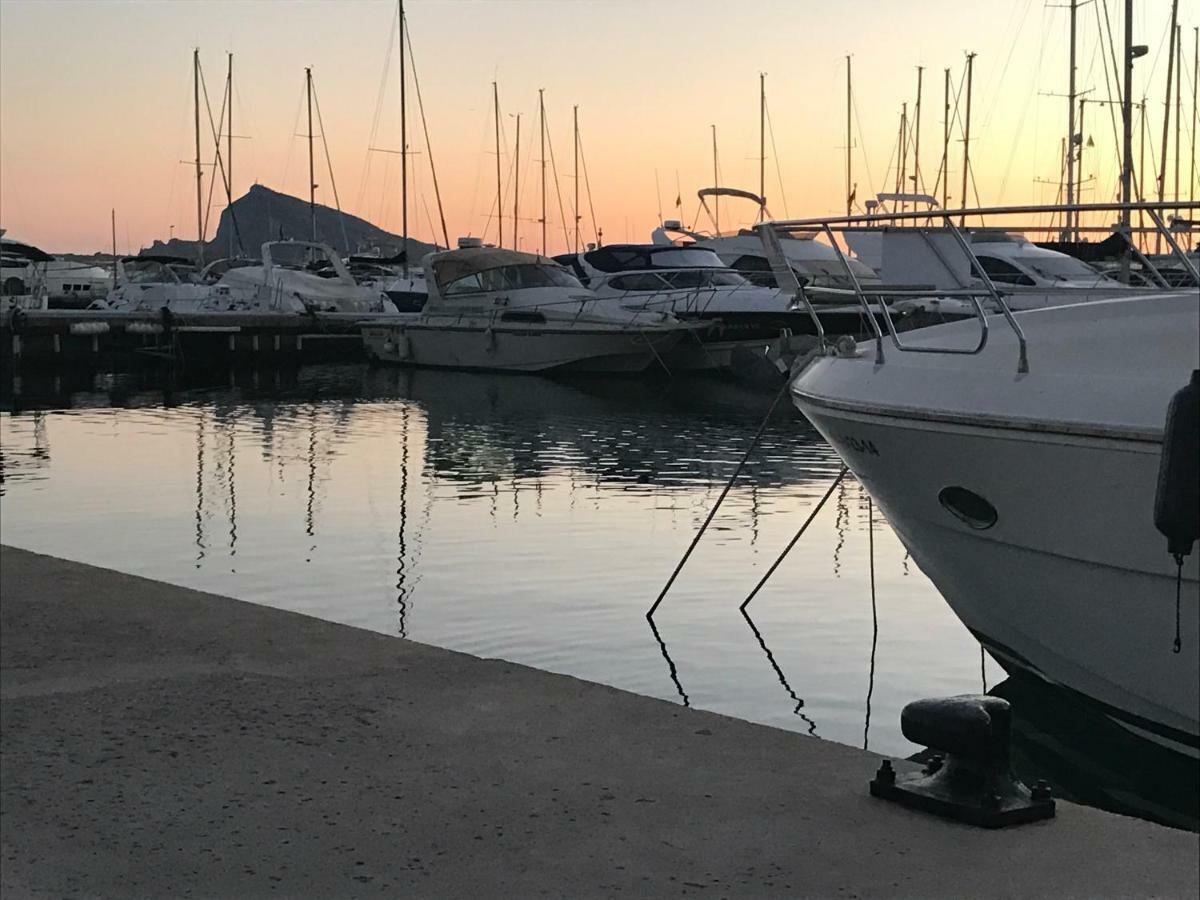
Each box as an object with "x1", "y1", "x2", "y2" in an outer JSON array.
[
  {"x1": 764, "y1": 99, "x2": 790, "y2": 217},
  {"x1": 310, "y1": 78, "x2": 351, "y2": 254},
  {"x1": 355, "y1": 2, "x2": 397, "y2": 218},
  {"x1": 405, "y1": 15, "x2": 449, "y2": 248},
  {"x1": 541, "y1": 108, "x2": 572, "y2": 252},
  {"x1": 576, "y1": 123, "x2": 600, "y2": 246}
]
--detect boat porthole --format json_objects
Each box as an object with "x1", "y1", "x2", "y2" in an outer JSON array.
[{"x1": 938, "y1": 486, "x2": 998, "y2": 530}]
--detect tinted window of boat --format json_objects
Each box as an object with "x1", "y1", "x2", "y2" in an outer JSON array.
[
  {"x1": 973, "y1": 255, "x2": 1036, "y2": 286},
  {"x1": 731, "y1": 254, "x2": 771, "y2": 273},
  {"x1": 610, "y1": 273, "x2": 669, "y2": 291},
  {"x1": 663, "y1": 270, "x2": 710, "y2": 288},
  {"x1": 709, "y1": 270, "x2": 749, "y2": 286},
  {"x1": 479, "y1": 268, "x2": 512, "y2": 292},
  {"x1": 444, "y1": 273, "x2": 483, "y2": 295}
]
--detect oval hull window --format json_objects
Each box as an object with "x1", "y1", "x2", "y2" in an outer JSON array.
[{"x1": 938, "y1": 486, "x2": 998, "y2": 530}]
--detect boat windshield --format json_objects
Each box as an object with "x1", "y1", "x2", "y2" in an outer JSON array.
[
  {"x1": 442, "y1": 263, "x2": 581, "y2": 295},
  {"x1": 122, "y1": 260, "x2": 187, "y2": 284},
  {"x1": 1011, "y1": 254, "x2": 1112, "y2": 283},
  {"x1": 270, "y1": 243, "x2": 340, "y2": 276}
]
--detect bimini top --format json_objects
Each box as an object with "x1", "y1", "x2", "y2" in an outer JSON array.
[
  {"x1": 427, "y1": 247, "x2": 570, "y2": 291},
  {"x1": 576, "y1": 244, "x2": 728, "y2": 273}
]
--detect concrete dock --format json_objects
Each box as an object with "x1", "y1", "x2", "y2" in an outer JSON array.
[{"x1": 2, "y1": 545, "x2": 1197, "y2": 898}]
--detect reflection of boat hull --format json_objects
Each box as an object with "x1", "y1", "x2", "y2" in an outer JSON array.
[
  {"x1": 362, "y1": 320, "x2": 686, "y2": 373},
  {"x1": 794, "y1": 404, "x2": 1200, "y2": 757}
]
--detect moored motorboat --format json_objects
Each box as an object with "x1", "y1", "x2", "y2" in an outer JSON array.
[
  {"x1": 790, "y1": 288, "x2": 1200, "y2": 756},
  {"x1": 362, "y1": 244, "x2": 696, "y2": 374}
]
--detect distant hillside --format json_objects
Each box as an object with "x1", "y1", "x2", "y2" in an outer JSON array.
[{"x1": 142, "y1": 185, "x2": 441, "y2": 262}]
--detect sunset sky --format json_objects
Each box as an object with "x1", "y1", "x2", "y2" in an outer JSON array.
[{"x1": 1, "y1": 0, "x2": 1196, "y2": 255}]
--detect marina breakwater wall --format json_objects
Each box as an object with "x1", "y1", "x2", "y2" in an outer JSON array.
[
  {"x1": 1, "y1": 308, "x2": 370, "y2": 372},
  {"x1": 2, "y1": 544, "x2": 1197, "y2": 898}
]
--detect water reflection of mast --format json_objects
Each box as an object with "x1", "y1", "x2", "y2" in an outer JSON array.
[
  {"x1": 194, "y1": 411, "x2": 207, "y2": 568},
  {"x1": 397, "y1": 404, "x2": 411, "y2": 638},
  {"x1": 305, "y1": 404, "x2": 317, "y2": 561},
  {"x1": 832, "y1": 477, "x2": 848, "y2": 577},
  {"x1": 864, "y1": 497, "x2": 879, "y2": 751},
  {"x1": 226, "y1": 421, "x2": 238, "y2": 571}
]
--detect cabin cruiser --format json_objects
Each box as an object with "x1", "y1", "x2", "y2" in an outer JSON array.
[
  {"x1": 217, "y1": 241, "x2": 400, "y2": 315},
  {"x1": 362, "y1": 242, "x2": 697, "y2": 373},
  {"x1": 556, "y1": 243, "x2": 894, "y2": 371},
  {"x1": 90, "y1": 256, "x2": 295, "y2": 313},
  {"x1": 791, "y1": 289, "x2": 1199, "y2": 757},
  {"x1": 2, "y1": 234, "x2": 111, "y2": 309}
]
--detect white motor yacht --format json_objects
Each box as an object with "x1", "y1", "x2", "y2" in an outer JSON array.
[
  {"x1": 2, "y1": 235, "x2": 111, "y2": 309},
  {"x1": 791, "y1": 290, "x2": 1200, "y2": 756},
  {"x1": 218, "y1": 241, "x2": 399, "y2": 315},
  {"x1": 557, "y1": 243, "x2": 891, "y2": 371},
  {"x1": 362, "y1": 243, "x2": 695, "y2": 373}
]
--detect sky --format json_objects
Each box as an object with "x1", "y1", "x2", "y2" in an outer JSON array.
[{"x1": 1, "y1": 0, "x2": 1196, "y2": 255}]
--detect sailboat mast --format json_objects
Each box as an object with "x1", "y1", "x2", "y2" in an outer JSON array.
[
  {"x1": 193, "y1": 49, "x2": 204, "y2": 266},
  {"x1": 1066, "y1": 0, "x2": 1077, "y2": 240},
  {"x1": 514, "y1": 114, "x2": 520, "y2": 251},
  {"x1": 539, "y1": 88, "x2": 546, "y2": 256},
  {"x1": 899, "y1": 103, "x2": 908, "y2": 211},
  {"x1": 111, "y1": 209, "x2": 117, "y2": 286},
  {"x1": 399, "y1": 0, "x2": 408, "y2": 271},
  {"x1": 306, "y1": 67, "x2": 316, "y2": 242},
  {"x1": 759, "y1": 72, "x2": 766, "y2": 220},
  {"x1": 1119, "y1": 0, "x2": 1134, "y2": 281},
  {"x1": 1077, "y1": 98, "x2": 1086, "y2": 213},
  {"x1": 711, "y1": 124, "x2": 719, "y2": 234},
  {"x1": 1192, "y1": 28, "x2": 1198, "y2": 241},
  {"x1": 1157, "y1": 0, "x2": 1179, "y2": 253},
  {"x1": 573, "y1": 105, "x2": 580, "y2": 253},
  {"x1": 960, "y1": 52, "x2": 976, "y2": 226},
  {"x1": 227, "y1": 52, "x2": 234, "y2": 259},
  {"x1": 494, "y1": 82, "x2": 503, "y2": 250},
  {"x1": 942, "y1": 68, "x2": 950, "y2": 209},
  {"x1": 846, "y1": 56, "x2": 853, "y2": 217},
  {"x1": 914, "y1": 66, "x2": 923, "y2": 197},
  {"x1": 1174, "y1": 24, "x2": 1181, "y2": 204}
]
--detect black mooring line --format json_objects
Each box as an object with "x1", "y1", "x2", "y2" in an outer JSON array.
[
  {"x1": 646, "y1": 375, "x2": 793, "y2": 619},
  {"x1": 738, "y1": 466, "x2": 849, "y2": 612}
]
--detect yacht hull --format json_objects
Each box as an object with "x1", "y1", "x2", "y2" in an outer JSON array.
[
  {"x1": 795, "y1": 398, "x2": 1200, "y2": 756},
  {"x1": 362, "y1": 321, "x2": 684, "y2": 374}
]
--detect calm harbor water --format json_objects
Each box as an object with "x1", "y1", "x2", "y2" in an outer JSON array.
[{"x1": 2, "y1": 364, "x2": 1195, "y2": 829}]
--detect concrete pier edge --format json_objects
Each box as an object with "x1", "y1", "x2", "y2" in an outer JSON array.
[{"x1": 2, "y1": 544, "x2": 1196, "y2": 898}]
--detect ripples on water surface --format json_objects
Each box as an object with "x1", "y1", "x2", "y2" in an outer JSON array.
[{"x1": 2, "y1": 365, "x2": 1194, "y2": 829}]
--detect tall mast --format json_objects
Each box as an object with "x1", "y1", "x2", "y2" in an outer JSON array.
[
  {"x1": 1077, "y1": 98, "x2": 1086, "y2": 213},
  {"x1": 514, "y1": 114, "x2": 520, "y2": 251},
  {"x1": 914, "y1": 66, "x2": 923, "y2": 197},
  {"x1": 1119, "y1": 0, "x2": 1134, "y2": 282},
  {"x1": 1174, "y1": 24, "x2": 1181, "y2": 203},
  {"x1": 227, "y1": 52, "x2": 234, "y2": 258},
  {"x1": 306, "y1": 67, "x2": 316, "y2": 242},
  {"x1": 1192, "y1": 28, "x2": 1198, "y2": 240},
  {"x1": 573, "y1": 105, "x2": 580, "y2": 253},
  {"x1": 711, "y1": 124, "x2": 719, "y2": 234},
  {"x1": 960, "y1": 52, "x2": 976, "y2": 226},
  {"x1": 494, "y1": 83, "x2": 503, "y2": 250},
  {"x1": 846, "y1": 56, "x2": 853, "y2": 216},
  {"x1": 111, "y1": 209, "x2": 118, "y2": 286},
  {"x1": 942, "y1": 67, "x2": 950, "y2": 209},
  {"x1": 759, "y1": 72, "x2": 766, "y2": 221},
  {"x1": 399, "y1": 0, "x2": 408, "y2": 271},
  {"x1": 1065, "y1": 0, "x2": 1077, "y2": 241},
  {"x1": 193, "y1": 49, "x2": 204, "y2": 266},
  {"x1": 899, "y1": 102, "x2": 908, "y2": 211},
  {"x1": 539, "y1": 88, "x2": 546, "y2": 256},
  {"x1": 1157, "y1": 0, "x2": 1179, "y2": 252}
]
